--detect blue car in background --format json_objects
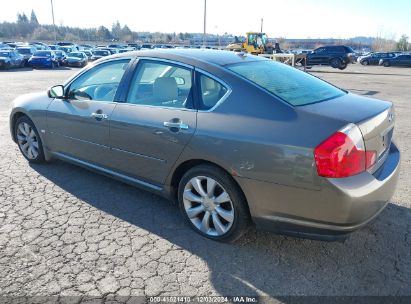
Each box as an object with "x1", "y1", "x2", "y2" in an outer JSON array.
[
  {"x1": 28, "y1": 51, "x2": 59, "y2": 69},
  {"x1": 0, "y1": 50, "x2": 24, "y2": 69}
]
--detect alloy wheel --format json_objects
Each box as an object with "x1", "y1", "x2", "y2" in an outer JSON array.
[
  {"x1": 16, "y1": 122, "x2": 39, "y2": 160},
  {"x1": 183, "y1": 176, "x2": 234, "y2": 237}
]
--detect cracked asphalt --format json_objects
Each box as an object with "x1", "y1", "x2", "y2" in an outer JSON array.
[{"x1": 0, "y1": 65, "x2": 410, "y2": 300}]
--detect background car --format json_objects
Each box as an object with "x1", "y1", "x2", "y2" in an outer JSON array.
[
  {"x1": 379, "y1": 54, "x2": 411, "y2": 67},
  {"x1": 90, "y1": 49, "x2": 110, "y2": 61},
  {"x1": 65, "y1": 52, "x2": 88, "y2": 67},
  {"x1": 16, "y1": 47, "x2": 37, "y2": 67},
  {"x1": 140, "y1": 44, "x2": 153, "y2": 50},
  {"x1": 9, "y1": 50, "x2": 400, "y2": 242},
  {"x1": 54, "y1": 50, "x2": 67, "y2": 66},
  {"x1": 29, "y1": 42, "x2": 50, "y2": 50},
  {"x1": 0, "y1": 43, "x2": 13, "y2": 50},
  {"x1": 360, "y1": 52, "x2": 397, "y2": 65},
  {"x1": 0, "y1": 50, "x2": 24, "y2": 69},
  {"x1": 97, "y1": 47, "x2": 119, "y2": 55},
  {"x1": 82, "y1": 50, "x2": 93, "y2": 61},
  {"x1": 28, "y1": 50, "x2": 59, "y2": 69},
  {"x1": 306, "y1": 45, "x2": 356, "y2": 70},
  {"x1": 118, "y1": 48, "x2": 134, "y2": 54},
  {"x1": 58, "y1": 46, "x2": 77, "y2": 54}
]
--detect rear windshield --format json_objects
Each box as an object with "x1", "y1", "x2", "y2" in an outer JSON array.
[{"x1": 227, "y1": 60, "x2": 345, "y2": 106}]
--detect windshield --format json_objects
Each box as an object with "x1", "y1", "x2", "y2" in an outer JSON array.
[
  {"x1": 92, "y1": 50, "x2": 109, "y2": 56},
  {"x1": 0, "y1": 51, "x2": 11, "y2": 57},
  {"x1": 34, "y1": 51, "x2": 51, "y2": 57},
  {"x1": 68, "y1": 52, "x2": 83, "y2": 58},
  {"x1": 227, "y1": 60, "x2": 345, "y2": 106}
]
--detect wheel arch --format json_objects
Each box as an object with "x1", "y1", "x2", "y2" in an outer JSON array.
[
  {"x1": 10, "y1": 111, "x2": 30, "y2": 142},
  {"x1": 168, "y1": 159, "x2": 252, "y2": 217}
]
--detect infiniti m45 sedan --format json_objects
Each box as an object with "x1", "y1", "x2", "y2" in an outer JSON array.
[{"x1": 10, "y1": 49, "x2": 400, "y2": 242}]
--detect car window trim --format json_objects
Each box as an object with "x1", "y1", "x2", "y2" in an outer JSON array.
[
  {"x1": 122, "y1": 57, "x2": 197, "y2": 111},
  {"x1": 194, "y1": 68, "x2": 232, "y2": 112}
]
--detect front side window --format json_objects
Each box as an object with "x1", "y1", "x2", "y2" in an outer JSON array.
[
  {"x1": 228, "y1": 60, "x2": 345, "y2": 106},
  {"x1": 198, "y1": 74, "x2": 228, "y2": 110},
  {"x1": 126, "y1": 60, "x2": 193, "y2": 109},
  {"x1": 67, "y1": 59, "x2": 130, "y2": 102}
]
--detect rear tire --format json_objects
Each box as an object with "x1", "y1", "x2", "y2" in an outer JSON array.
[
  {"x1": 178, "y1": 164, "x2": 251, "y2": 242},
  {"x1": 330, "y1": 58, "x2": 342, "y2": 69},
  {"x1": 14, "y1": 116, "x2": 46, "y2": 163},
  {"x1": 338, "y1": 63, "x2": 347, "y2": 70}
]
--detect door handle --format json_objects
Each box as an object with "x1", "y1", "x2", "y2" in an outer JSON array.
[
  {"x1": 163, "y1": 121, "x2": 189, "y2": 130},
  {"x1": 91, "y1": 112, "x2": 108, "y2": 120}
]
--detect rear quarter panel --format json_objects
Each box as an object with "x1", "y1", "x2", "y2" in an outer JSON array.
[{"x1": 171, "y1": 76, "x2": 346, "y2": 191}]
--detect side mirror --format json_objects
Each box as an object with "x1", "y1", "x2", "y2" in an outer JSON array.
[{"x1": 48, "y1": 85, "x2": 64, "y2": 98}]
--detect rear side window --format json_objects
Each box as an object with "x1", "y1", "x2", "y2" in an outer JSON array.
[
  {"x1": 227, "y1": 60, "x2": 345, "y2": 106},
  {"x1": 198, "y1": 74, "x2": 228, "y2": 110}
]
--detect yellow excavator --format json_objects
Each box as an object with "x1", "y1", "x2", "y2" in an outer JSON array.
[{"x1": 226, "y1": 32, "x2": 277, "y2": 55}]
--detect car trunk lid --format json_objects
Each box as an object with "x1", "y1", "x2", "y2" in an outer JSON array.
[{"x1": 300, "y1": 93, "x2": 394, "y2": 173}]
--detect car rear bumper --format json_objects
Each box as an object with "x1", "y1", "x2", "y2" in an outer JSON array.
[{"x1": 235, "y1": 142, "x2": 400, "y2": 240}]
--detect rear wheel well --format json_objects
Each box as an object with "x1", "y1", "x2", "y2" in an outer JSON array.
[
  {"x1": 11, "y1": 112, "x2": 28, "y2": 142},
  {"x1": 170, "y1": 159, "x2": 251, "y2": 216}
]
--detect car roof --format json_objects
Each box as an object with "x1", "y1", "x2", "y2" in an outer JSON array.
[{"x1": 111, "y1": 49, "x2": 266, "y2": 67}]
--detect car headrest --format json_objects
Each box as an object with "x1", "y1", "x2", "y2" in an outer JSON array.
[
  {"x1": 154, "y1": 77, "x2": 178, "y2": 102},
  {"x1": 201, "y1": 76, "x2": 216, "y2": 91}
]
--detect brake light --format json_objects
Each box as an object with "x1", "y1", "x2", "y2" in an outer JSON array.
[{"x1": 314, "y1": 123, "x2": 377, "y2": 178}]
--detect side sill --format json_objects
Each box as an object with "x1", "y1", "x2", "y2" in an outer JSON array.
[{"x1": 52, "y1": 152, "x2": 167, "y2": 196}]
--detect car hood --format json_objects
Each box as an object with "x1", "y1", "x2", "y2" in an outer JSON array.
[{"x1": 299, "y1": 93, "x2": 391, "y2": 124}]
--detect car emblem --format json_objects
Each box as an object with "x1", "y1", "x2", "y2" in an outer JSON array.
[{"x1": 388, "y1": 113, "x2": 394, "y2": 123}]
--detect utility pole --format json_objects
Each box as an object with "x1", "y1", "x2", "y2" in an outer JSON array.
[
  {"x1": 261, "y1": 18, "x2": 263, "y2": 33},
  {"x1": 50, "y1": 0, "x2": 57, "y2": 42},
  {"x1": 203, "y1": 0, "x2": 207, "y2": 47}
]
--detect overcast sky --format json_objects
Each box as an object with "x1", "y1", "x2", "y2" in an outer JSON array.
[{"x1": 1, "y1": 0, "x2": 410, "y2": 39}]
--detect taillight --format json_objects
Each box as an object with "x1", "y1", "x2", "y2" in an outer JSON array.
[{"x1": 314, "y1": 123, "x2": 377, "y2": 178}]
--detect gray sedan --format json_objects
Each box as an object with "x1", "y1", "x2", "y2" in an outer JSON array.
[{"x1": 9, "y1": 49, "x2": 400, "y2": 242}]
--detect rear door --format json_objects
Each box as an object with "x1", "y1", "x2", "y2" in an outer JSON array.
[
  {"x1": 47, "y1": 59, "x2": 131, "y2": 166},
  {"x1": 109, "y1": 59, "x2": 197, "y2": 185},
  {"x1": 404, "y1": 55, "x2": 411, "y2": 67}
]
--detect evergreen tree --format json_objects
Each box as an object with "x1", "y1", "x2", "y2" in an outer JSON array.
[
  {"x1": 30, "y1": 10, "x2": 39, "y2": 26},
  {"x1": 397, "y1": 35, "x2": 409, "y2": 51}
]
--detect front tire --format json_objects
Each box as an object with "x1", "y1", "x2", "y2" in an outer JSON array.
[
  {"x1": 383, "y1": 61, "x2": 390, "y2": 67},
  {"x1": 14, "y1": 116, "x2": 46, "y2": 163},
  {"x1": 178, "y1": 165, "x2": 251, "y2": 242},
  {"x1": 361, "y1": 60, "x2": 369, "y2": 66}
]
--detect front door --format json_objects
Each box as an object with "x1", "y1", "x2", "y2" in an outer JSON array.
[
  {"x1": 109, "y1": 59, "x2": 197, "y2": 185},
  {"x1": 47, "y1": 59, "x2": 131, "y2": 167},
  {"x1": 308, "y1": 47, "x2": 327, "y2": 65}
]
